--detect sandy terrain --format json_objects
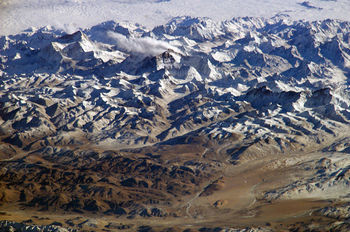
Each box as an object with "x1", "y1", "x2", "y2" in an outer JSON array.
[{"x1": 1, "y1": 145, "x2": 348, "y2": 231}]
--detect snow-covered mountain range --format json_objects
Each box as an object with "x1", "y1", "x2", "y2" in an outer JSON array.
[{"x1": 1, "y1": 16, "x2": 350, "y2": 159}]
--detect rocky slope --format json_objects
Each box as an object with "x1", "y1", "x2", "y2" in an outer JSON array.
[
  {"x1": 0, "y1": 221, "x2": 75, "y2": 232},
  {"x1": 1, "y1": 17, "x2": 350, "y2": 156}
]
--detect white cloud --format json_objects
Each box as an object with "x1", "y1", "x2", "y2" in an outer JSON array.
[
  {"x1": 52, "y1": 22, "x2": 80, "y2": 34},
  {"x1": 1, "y1": 0, "x2": 350, "y2": 35},
  {"x1": 107, "y1": 31, "x2": 180, "y2": 57}
]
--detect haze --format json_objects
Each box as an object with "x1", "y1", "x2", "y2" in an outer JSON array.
[{"x1": 1, "y1": 0, "x2": 350, "y2": 35}]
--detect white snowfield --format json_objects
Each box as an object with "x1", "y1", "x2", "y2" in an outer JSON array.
[{"x1": 1, "y1": 0, "x2": 350, "y2": 36}]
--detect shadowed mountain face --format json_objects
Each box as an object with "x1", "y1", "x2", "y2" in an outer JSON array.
[
  {"x1": 1, "y1": 17, "x2": 350, "y2": 154},
  {"x1": 1, "y1": 17, "x2": 350, "y2": 231}
]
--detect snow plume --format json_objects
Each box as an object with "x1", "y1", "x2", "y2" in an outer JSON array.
[
  {"x1": 54, "y1": 22, "x2": 80, "y2": 34},
  {"x1": 107, "y1": 31, "x2": 179, "y2": 57}
]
